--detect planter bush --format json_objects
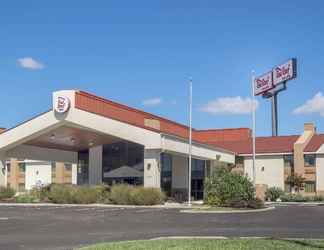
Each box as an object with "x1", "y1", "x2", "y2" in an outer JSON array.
[
  {"x1": 265, "y1": 187, "x2": 284, "y2": 201},
  {"x1": 0, "y1": 187, "x2": 15, "y2": 200},
  {"x1": 280, "y1": 193, "x2": 309, "y2": 202},
  {"x1": 131, "y1": 187, "x2": 165, "y2": 205},
  {"x1": 48, "y1": 184, "x2": 75, "y2": 204},
  {"x1": 279, "y1": 193, "x2": 324, "y2": 202},
  {"x1": 94, "y1": 185, "x2": 111, "y2": 204},
  {"x1": 204, "y1": 167, "x2": 255, "y2": 207},
  {"x1": 15, "y1": 194, "x2": 39, "y2": 203},
  {"x1": 109, "y1": 185, "x2": 134, "y2": 205},
  {"x1": 72, "y1": 186, "x2": 100, "y2": 204},
  {"x1": 11, "y1": 183, "x2": 165, "y2": 206},
  {"x1": 247, "y1": 198, "x2": 264, "y2": 209},
  {"x1": 30, "y1": 184, "x2": 51, "y2": 202},
  {"x1": 109, "y1": 184, "x2": 166, "y2": 205}
]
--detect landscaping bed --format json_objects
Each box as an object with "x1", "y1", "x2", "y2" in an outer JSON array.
[
  {"x1": 0, "y1": 184, "x2": 166, "y2": 206},
  {"x1": 79, "y1": 239, "x2": 324, "y2": 250}
]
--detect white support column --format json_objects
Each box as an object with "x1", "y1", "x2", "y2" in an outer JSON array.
[
  {"x1": 144, "y1": 149, "x2": 161, "y2": 188},
  {"x1": 0, "y1": 153, "x2": 6, "y2": 187},
  {"x1": 71, "y1": 163, "x2": 78, "y2": 185},
  {"x1": 89, "y1": 145, "x2": 103, "y2": 185}
]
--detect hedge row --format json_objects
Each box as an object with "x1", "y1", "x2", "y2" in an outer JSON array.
[{"x1": 5, "y1": 184, "x2": 166, "y2": 205}]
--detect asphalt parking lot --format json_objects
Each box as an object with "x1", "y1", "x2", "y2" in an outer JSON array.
[{"x1": 1, "y1": 205, "x2": 324, "y2": 250}]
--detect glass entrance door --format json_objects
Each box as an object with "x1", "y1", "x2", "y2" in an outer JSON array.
[
  {"x1": 77, "y1": 150, "x2": 89, "y2": 185},
  {"x1": 191, "y1": 159, "x2": 205, "y2": 200}
]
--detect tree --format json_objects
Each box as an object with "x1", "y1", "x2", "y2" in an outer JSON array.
[{"x1": 286, "y1": 174, "x2": 305, "y2": 193}]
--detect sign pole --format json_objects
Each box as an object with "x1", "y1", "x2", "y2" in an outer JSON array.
[
  {"x1": 188, "y1": 78, "x2": 193, "y2": 206},
  {"x1": 271, "y1": 93, "x2": 278, "y2": 136},
  {"x1": 251, "y1": 71, "x2": 256, "y2": 186}
]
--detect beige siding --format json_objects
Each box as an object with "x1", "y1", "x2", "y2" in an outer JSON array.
[{"x1": 244, "y1": 155, "x2": 284, "y2": 189}]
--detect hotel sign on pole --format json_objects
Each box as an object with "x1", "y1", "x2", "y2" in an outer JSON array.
[
  {"x1": 253, "y1": 58, "x2": 297, "y2": 137},
  {"x1": 254, "y1": 71, "x2": 273, "y2": 96},
  {"x1": 254, "y1": 58, "x2": 297, "y2": 96},
  {"x1": 273, "y1": 58, "x2": 297, "y2": 86}
]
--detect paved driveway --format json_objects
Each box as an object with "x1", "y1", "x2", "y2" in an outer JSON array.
[{"x1": 1, "y1": 205, "x2": 324, "y2": 250}]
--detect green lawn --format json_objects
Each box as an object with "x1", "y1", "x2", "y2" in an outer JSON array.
[{"x1": 79, "y1": 239, "x2": 324, "y2": 250}]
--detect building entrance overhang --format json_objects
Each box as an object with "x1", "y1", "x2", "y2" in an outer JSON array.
[{"x1": 0, "y1": 90, "x2": 235, "y2": 164}]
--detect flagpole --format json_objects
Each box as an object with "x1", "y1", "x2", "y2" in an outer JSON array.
[
  {"x1": 251, "y1": 71, "x2": 256, "y2": 186},
  {"x1": 188, "y1": 78, "x2": 193, "y2": 206}
]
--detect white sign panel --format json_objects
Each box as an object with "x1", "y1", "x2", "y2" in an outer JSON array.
[
  {"x1": 273, "y1": 58, "x2": 297, "y2": 86},
  {"x1": 254, "y1": 71, "x2": 273, "y2": 96},
  {"x1": 54, "y1": 96, "x2": 70, "y2": 114}
]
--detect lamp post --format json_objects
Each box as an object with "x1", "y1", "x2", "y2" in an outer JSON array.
[
  {"x1": 188, "y1": 78, "x2": 193, "y2": 206},
  {"x1": 251, "y1": 71, "x2": 256, "y2": 186}
]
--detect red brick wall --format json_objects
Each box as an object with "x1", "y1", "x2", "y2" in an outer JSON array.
[{"x1": 194, "y1": 128, "x2": 251, "y2": 143}]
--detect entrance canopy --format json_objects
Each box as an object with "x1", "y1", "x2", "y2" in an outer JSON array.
[{"x1": 0, "y1": 90, "x2": 235, "y2": 164}]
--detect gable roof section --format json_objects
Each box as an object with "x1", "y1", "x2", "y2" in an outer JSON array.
[
  {"x1": 74, "y1": 91, "x2": 246, "y2": 152},
  {"x1": 304, "y1": 134, "x2": 324, "y2": 152},
  {"x1": 209, "y1": 135, "x2": 299, "y2": 155}
]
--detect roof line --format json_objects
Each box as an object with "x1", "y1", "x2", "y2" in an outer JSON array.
[
  {"x1": 78, "y1": 90, "x2": 200, "y2": 131},
  {"x1": 0, "y1": 110, "x2": 52, "y2": 135}
]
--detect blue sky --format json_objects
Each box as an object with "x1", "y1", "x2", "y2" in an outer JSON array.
[{"x1": 1, "y1": 1, "x2": 324, "y2": 136}]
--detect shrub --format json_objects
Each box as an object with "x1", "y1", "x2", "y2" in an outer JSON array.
[
  {"x1": 15, "y1": 194, "x2": 39, "y2": 203},
  {"x1": 131, "y1": 187, "x2": 165, "y2": 205},
  {"x1": 30, "y1": 184, "x2": 51, "y2": 202},
  {"x1": 247, "y1": 198, "x2": 264, "y2": 209},
  {"x1": 72, "y1": 186, "x2": 100, "y2": 204},
  {"x1": 265, "y1": 187, "x2": 285, "y2": 201},
  {"x1": 225, "y1": 197, "x2": 248, "y2": 208},
  {"x1": 280, "y1": 193, "x2": 309, "y2": 202},
  {"x1": 109, "y1": 185, "x2": 166, "y2": 205},
  {"x1": 0, "y1": 186, "x2": 15, "y2": 200},
  {"x1": 110, "y1": 184, "x2": 134, "y2": 205},
  {"x1": 312, "y1": 195, "x2": 324, "y2": 202},
  {"x1": 204, "y1": 167, "x2": 255, "y2": 206},
  {"x1": 48, "y1": 184, "x2": 74, "y2": 204},
  {"x1": 94, "y1": 185, "x2": 111, "y2": 204}
]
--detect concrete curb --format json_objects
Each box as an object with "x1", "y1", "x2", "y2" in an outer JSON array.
[
  {"x1": 180, "y1": 206, "x2": 275, "y2": 214},
  {"x1": 265, "y1": 202, "x2": 324, "y2": 206},
  {"x1": 150, "y1": 236, "x2": 324, "y2": 240},
  {"x1": 0, "y1": 202, "x2": 192, "y2": 209}
]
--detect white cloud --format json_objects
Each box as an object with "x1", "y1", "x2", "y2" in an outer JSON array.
[
  {"x1": 17, "y1": 57, "x2": 45, "y2": 70},
  {"x1": 293, "y1": 92, "x2": 324, "y2": 117},
  {"x1": 200, "y1": 96, "x2": 259, "y2": 115},
  {"x1": 142, "y1": 97, "x2": 162, "y2": 106}
]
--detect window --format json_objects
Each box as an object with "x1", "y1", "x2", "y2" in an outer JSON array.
[
  {"x1": 283, "y1": 155, "x2": 294, "y2": 168},
  {"x1": 18, "y1": 162, "x2": 26, "y2": 173},
  {"x1": 51, "y1": 162, "x2": 56, "y2": 178},
  {"x1": 305, "y1": 181, "x2": 316, "y2": 193},
  {"x1": 304, "y1": 154, "x2": 316, "y2": 167},
  {"x1": 64, "y1": 163, "x2": 72, "y2": 171},
  {"x1": 6, "y1": 163, "x2": 11, "y2": 173},
  {"x1": 160, "y1": 153, "x2": 172, "y2": 197},
  {"x1": 18, "y1": 183, "x2": 25, "y2": 192},
  {"x1": 235, "y1": 156, "x2": 244, "y2": 165},
  {"x1": 284, "y1": 182, "x2": 292, "y2": 193}
]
